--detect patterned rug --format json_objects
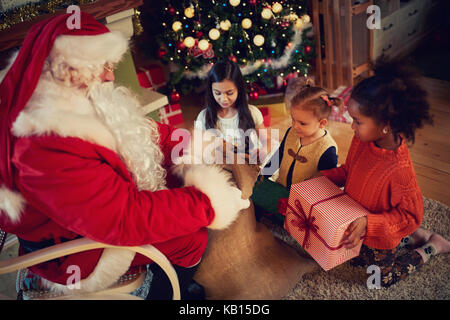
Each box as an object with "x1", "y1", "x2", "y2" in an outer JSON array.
[{"x1": 262, "y1": 197, "x2": 450, "y2": 300}]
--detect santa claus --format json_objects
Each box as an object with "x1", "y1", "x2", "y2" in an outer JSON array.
[{"x1": 0, "y1": 13, "x2": 249, "y2": 299}]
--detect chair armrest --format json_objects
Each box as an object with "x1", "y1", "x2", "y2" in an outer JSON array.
[{"x1": 0, "y1": 237, "x2": 180, "y2": 299}]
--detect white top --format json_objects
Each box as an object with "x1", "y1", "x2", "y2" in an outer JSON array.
[{"x1": 194, "y1": 104, "x2": 264, "y2": 147}]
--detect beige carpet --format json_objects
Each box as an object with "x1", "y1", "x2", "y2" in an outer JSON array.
[{"x1": 263, "y1": 197, "x2": 450, "y2": 300}]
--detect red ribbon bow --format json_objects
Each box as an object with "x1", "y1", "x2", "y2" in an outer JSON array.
[
  {"x1": 289, "y1": 199, "x2": 319, "y2": 248},
  {"x1": 286, "y1": 193, "x2": 349, "y2": 251}
]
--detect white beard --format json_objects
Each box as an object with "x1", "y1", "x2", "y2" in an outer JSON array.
[
  {"x1": 10, "y1": 79, "x2": 169, "y2": 294},
  {"x1": 87, "y1": 82, "x2": 167, "y2": 192}
]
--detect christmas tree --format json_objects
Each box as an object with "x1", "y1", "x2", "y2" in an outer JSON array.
[{"x1": 139, "y1": 0, "x2": 314, "y2": 98}]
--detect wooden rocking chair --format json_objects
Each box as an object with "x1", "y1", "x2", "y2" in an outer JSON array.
[{"x1": 0, "y1": 232, "x2": 180, "y2": 300}]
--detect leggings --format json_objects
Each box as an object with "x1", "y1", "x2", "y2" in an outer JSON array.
[{"x1": 350, "y1": 242, "x2": 424, "y2": 288}]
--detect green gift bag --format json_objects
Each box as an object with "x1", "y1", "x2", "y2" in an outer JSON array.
[{"x1": 251, "y1": 177, "x2": 289, "y2": 225}]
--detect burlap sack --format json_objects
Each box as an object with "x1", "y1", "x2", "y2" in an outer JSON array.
[{"x1": 194, "y1": 164, "x2": 318, "y2": 299}]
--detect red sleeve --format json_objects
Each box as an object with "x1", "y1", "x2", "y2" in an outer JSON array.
[
  {"x1": 365, "y1": 173, "x2": 424, "y2": 248},
  {"x1": 154, "y1": 121, "x2": 190, "y2": 188},
  {"x1": 13, "y1": 136, "x2": 214, "y2": 247},
  {"x1": 321, "y1": 135, "x2": 359, "y2": 187}
]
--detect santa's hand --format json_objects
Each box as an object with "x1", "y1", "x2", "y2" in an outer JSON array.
[{"x1": 182, "y1": 164, "x2": 250, "y2": 230}]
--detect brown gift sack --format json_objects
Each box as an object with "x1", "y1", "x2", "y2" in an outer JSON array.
[{"x1": 194, "y1": 164, "x2": 318, "y2": 300}]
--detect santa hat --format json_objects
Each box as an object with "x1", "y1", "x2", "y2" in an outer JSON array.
[{"x1": 0, "y1": 13, "x2": 128, "y2": 191}]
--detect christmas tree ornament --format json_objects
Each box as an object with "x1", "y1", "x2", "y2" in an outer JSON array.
[
  {"x1": 301, "y1": 14, "x2": 310, "y2": 24},
  {"x1": 294, "y1": 18, "x2": 303, "y2": 29},
  {"x1": 253, "y1": 34, "x2": 265, "y2": 46},
  {"x1": 249, "y1": 90, "x2": 259, "y2": 100},
  {"x1": 261, "y1": 7, "x2": 272, "y2": 20},
  {"x1": 241, "y1": 18, "x2": 252, "y2": 29},
  {"x1": 220, "y1": 20, "x2": 231, "y2": 31},
  {"x1": 168, "y1": 6, "x2": 176, "y2": 15},
  {"x1": 272, "y1": 2, "x2": 283, "y2": 14},
  {"x1": 208, "y1": 28, "x2": 220, "y2": 40},
  {"x1": 184, "y1": 36, "x2": 196, "y2": 48},
  {"x1": 145, "y1": 0, "x2": 312, "y2": 95},
  {"x1": 172, "y1": 21, "x2": 182, "y2": 32},
  {"x1": 170, "y1": 90, "x2": 181, "y2": 103},
  {"x1": 157, "y1": 47, "x2": 168, "y2": 58},
  {"x1": 184, "y1": 6, "x2": 195, "y2": 18},
  {"x1": 229, "y1": 0, "x2": 241, "y2": 7},
  {"x1": 176, "y1": 41, "x2": 186, "y2": 50},
  {"x1": 198, "y1": 39, "x2": 210, "y2": 51}
]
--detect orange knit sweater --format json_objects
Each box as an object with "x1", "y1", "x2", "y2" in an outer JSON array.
[{"x1": 321, "y1": 135, "x2": 423, "y2": 250}]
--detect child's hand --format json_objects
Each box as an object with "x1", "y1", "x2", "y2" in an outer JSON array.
[{"x1": 340, "y1": 216, "x2": 367, "y2": 249}]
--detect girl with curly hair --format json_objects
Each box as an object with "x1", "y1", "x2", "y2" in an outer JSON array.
[{"x1": 321, "y1": 57, "x2": 450, "y2": 287}]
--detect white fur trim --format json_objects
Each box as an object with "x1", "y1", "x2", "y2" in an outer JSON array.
[
  {"x1": 50, "y1": 31, "x2": 128, "y2": 69},
  {"x1": 0, "y1": 185, "x2": 26, "y2": 223},
  {"x1": 41, "y1": 248, "x2": 135, "y2": 295},
  {"x1": 182, "y1": 165, "x2": 250, "y2": 230},
  {"x1": 11, "y1": 78, "x2": 117, "y2": 151}
]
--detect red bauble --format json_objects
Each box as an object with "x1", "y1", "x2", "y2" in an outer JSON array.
[
  {"x1": 304, "y1": 45, "x2": 312, "y2": 54},
  {"x1": 170, "y1": 90, "x2": 181, "y2": 103},
  {"x1": 195, "y1": 31, "x2": 203, "y2": 38},
  {"x1": 168, "y1": 6, "x2": 176, "y2": 15},
  {"x1": 157, "y1": 47, "x2": 167, "y2": 58},
  {"x1": 176, "y1": 41, "x2": 185, "y2": 50},
  {"x1": 249, "y1": 0, "x2": 256, "y2": 4},
  {"x1": 228, "y1": 55, "x2": 237, "y2": 63},
  {"x1": 249, "y1": 90, "x2": 259, "y2": 100}
]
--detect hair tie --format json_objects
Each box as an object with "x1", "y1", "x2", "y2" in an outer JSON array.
[{"x1": 320, "y1": 95, "x2": 333, "y2": 107}]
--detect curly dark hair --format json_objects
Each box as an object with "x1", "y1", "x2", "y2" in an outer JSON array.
[{"x1": 350, "y1": 56, "x2": 433, "y2": 143}]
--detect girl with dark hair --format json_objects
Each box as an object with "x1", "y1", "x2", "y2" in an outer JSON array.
[
  {"x1": 195, "y1": 60, "x2": 265, "y2": 155},
  {"x1": 321, "y1": 57, "x2": 450, "y2": 287}
]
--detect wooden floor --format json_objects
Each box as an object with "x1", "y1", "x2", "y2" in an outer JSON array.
[{"x1": 177, "y1": 77, "x2": 450, "y2": 206}]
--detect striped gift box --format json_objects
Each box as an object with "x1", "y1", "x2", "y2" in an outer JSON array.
[
  {"x1": 284, "y1": 176, "x2": 368, "y2": 271},
  {"x1": 329, "y1": 86, "x2": 353, "y2": 124}
]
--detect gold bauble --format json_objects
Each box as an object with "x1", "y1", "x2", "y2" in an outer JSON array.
[
  {"x1": 184, "y1": 7, "x2": 195, "y2": 18},
  {"x1": 220, "y1": 20, "x2": 231, "y2": 31},
  {"x1": 198, "y1": 39, "x2": 210, "y2": 51},
  {"x1": 209, "y1": 28, "x2": 220, "y2": 40},
  {"x1": 241, "y1": 18, "x2": 252, "y2": 29},
  {"x1": 229, "y1": 0, "x2": 241, "y2": 7},
  {"x1": 172, "y1": 21, "x2": 182, "y2": 32},
  {"x1": 302, "y1": 14, "x2": 311, "y2": 24},
  {"x1": 253, "y1": 34, "x2": 265, "y2": 46},
  {"x1": 261, "y1": 8, "x2": 272, "y2": 20},
  {"x1": 184, "y1": 36, "x2": 196, "y2": 48},
  {"x1": 272, "y1": 2, "x2": 283, "y2": 14}
]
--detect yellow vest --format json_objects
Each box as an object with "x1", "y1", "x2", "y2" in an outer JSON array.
[{"x1": 276, "y1": 129, "x2": 338, "y2": 188}]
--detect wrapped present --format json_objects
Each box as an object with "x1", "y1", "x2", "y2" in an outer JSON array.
[
  {"x1": 158, "y1": 103, "x2": 184, "y2": 126},
  {"x1": 284, "y1": 176, "x2": 368, "y2": 271},
  {"x1": 329, "y1": 86, "x2": 353, "y2": 124},
  {"x1": 258, "y1": 106, "x2": 271, "y2": 127},
  {"x1": 136, "y1": 64, "x2": 166, "y2": 90}
]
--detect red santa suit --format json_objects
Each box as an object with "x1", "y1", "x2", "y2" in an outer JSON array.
[{"x1": 0, "y1": 13, "x2": 248, "y2": 294}]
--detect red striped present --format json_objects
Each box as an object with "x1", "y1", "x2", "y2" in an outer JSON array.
[
  {"x1": 329, "y1": 86, "x2": 353, "y2": 124},
  {"x1": 284, "y1": 176, "x2": 368, "y2": 271},
  {"x1": 158, "y1": 103, "x2": 184, "y2": 126}
]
